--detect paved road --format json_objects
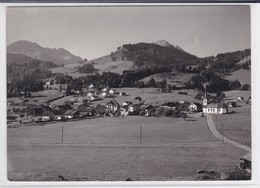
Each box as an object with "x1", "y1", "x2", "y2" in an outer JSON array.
[{"x1": 205, "y1": 114, "x2": 251, "y2": 152}]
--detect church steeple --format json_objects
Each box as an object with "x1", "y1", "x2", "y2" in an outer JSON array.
[{"x1": 203, "y1": 87, "x2": 208, "y2": 106}]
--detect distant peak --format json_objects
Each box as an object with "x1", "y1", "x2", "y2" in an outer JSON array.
[
  {"x1": 155, "y1": 40, "x2": 184, "y2": 52},
  {"x1": 155, "y1": 40, "x2": 172, "y2": 47}
]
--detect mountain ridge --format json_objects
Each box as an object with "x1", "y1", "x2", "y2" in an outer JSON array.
[{"x1": 7, "y1": 40, "x2": 83, "y2": 65}]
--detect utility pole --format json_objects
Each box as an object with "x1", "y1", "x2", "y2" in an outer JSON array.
[
  {"x1": 222, "y1": 122, "x2": 224, "y2": 144},
  {"x1": 140, "y1": 125, "x2": 142, "y2": 145},
  {"x1": 244, "y1": 122, "x2": 248, "y2": 146},
  {"x1": 61, "y1": 125, "x2": 64, "y2": 144}
]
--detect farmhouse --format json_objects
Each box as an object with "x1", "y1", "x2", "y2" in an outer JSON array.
[
  {"x1": 188, "y1": 103, "x2": 198, "y2": 113},
  {"x1": 120, "y1": 106, "x2": 129, "y2": 116},
  {"x1": 64, "y1": 110, "x2": 80, "y2": 119},
  {"x1": 128, "y1": 104, "x2": 141, "y2": 115},
  {"x1": 40, "y1": 111, "x2": 53, "y2": 121},
  {"x1": 122, "y1": 101, "x2": 133, "y2": 106},
  {"x1": 77, "y1": 104, "x2": 94, "y2": 117},
  {"x1": 52, "y1": 110, "x2": 63, "y2": 121},
  {"x1": 106, "y1": 100, "x2": 120, "y2": 111}
]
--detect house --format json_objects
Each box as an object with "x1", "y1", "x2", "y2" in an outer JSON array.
[
  {"x1": 101, "y1": 87, "x2": 109, "y2": 92},
  {"x1": 52, "y1": 110, "x2": 64, "y2": 121},
  {"x1": 227, "y1": 101, "x2": 238, "y2": 108},
  {"x1": 122, "y1": 101, "x2": 133, "y2": 106},
  {"x1": 40, "y1": 111, "x2": 53, "y2": 121},
  {"x1": 106, "y1": 100, "x2": 120, "y2": 111},
  {"x1": 87, "y1": 92, "x2": 94, "y2": 97},
  {"x1": 120, "y1": 106, "x2": 129, "y2": 116},
  {"x1": 70, "y1": 96, "x2": 79, "y2": 103},
  {"x1": 7, "y1": 115, "x2": 17, "y2": 122},
  {"x1": 246, "y1": 96, "x2": 251, "y2": 104},
  {"x1": 239, "y1": 152, "x2": 251, "y2": 172},
  {"x1": 135, "y1": 97, "x2": 142, "y2": 102},
  {"x1": 94, "y1": 104, "x2": 106, "y2": 116},
  {"x1": 140, "y1": 105, "x2": 155, "y2": 117},
  {"x1": 109, "y1": 89, "x2": 115, "y2": 94},
  {"x1": 120, "y1": 92, "x2": 127, "y2": 96},
  {"x1": 76, "y1": 104, "x2": 94, "y2": 117},
  {"x1": 64, "y1": 110, "x2": 80, "y2": 119},
  {"x1": 128, "y1": 104, "x2": 141, "y2": 115},
  {"x1": 87, "y1": 95, "x2": 96, "y2": 101},
  {"x1": 159, "y1": 104, "x2": 176, "y2": 110},
  {"x1": 179, "y1": 101, "x2": 185, "y2": 104},
  {"x1": 30, "y1": 107, "x2": 44, "y2": 116},
  {"x1": 100, "y1": 92, "x2": 107, "y2": 98},
  {"x1": 88, "y1": 83, "x2": 94, "y2": 89},
  {"x1": 236, "y1": 96, "x2": 244, "y2": 102},
  {"x1": 188, "y1": 103, "x2": 198, "y2": 113}
]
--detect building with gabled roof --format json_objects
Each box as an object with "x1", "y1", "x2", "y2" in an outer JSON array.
[
  {"x1": 202, "y1": 90, "x2": 228, "y2": 114},
  {"x1": 106, "y1": 100, "x2": 120, "y2": 111}
]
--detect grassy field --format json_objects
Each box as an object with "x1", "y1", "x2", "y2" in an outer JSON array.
[
  {"x1": 223, "y1": 90, "x2": 251, "y2": 101},
  {"x1": 8, "y1": 114, "x2": 247, "y2": 181},
  {"x1": 225, "y1": 69, "x2": 251, "y2": 85},
  {"x1": 7, "y1": 90, "x2": 64, "y2": 106},
  {"x1": 51, "y1": 87, "x2": 200, "y2": 106},
  {"x1": 50, "y1": 54, "x2": 135, "y2": 76},
  {"x1": 141, "y1": 72, "x2": 197, "y2": 87},
  {"x1": 213, "y1": 102, "x2": 251, "y2": 147}
]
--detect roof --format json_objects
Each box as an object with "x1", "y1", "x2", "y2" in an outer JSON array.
[
  {"x1": 64, "y1": 110, "x2": 79, "y2": 115},
  {"x1": 241, "y1": 152, "x2": 251, "y2": 161},
  {"x1": 106, "y1": 100, "x2": 119, "y2": 107},
  {"x1": 52, "y1": 110, "x2": 63, "y2": 115},
  {"x1": 205, "y1": 103, "x2": 228, "y2": 108},
  {"x1": 41, "y1": 111, "x2": 53, "y2": 116},
  {"x1": 77, "y1": 104, "x2": 93, "y2": 112}
]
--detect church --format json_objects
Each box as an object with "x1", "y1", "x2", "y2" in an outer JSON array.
[{"x1": 202, "y1": 92, "x2": 229, "y2": 114}]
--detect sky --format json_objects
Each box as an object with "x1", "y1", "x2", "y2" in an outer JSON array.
[{"x1": 6, "y1": 6, "x2": 250, "y2": 59}]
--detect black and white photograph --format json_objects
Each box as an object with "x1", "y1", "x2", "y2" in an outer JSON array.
[{"x1": 5, "y1": 5, "x2": 253, "y2": 182}]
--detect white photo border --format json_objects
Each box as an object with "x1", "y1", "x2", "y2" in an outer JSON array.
[{"x1": 0, "y1": 3, "x2": 259, "y2": 188}]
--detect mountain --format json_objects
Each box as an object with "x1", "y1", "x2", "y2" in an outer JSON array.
[
  {"x1": 119, "y1": 42, "x2": 197, "y2": 68},
  {"x1": 7, "y1": 40, "x2": 83, "y2": 65},
  {"x1": 7, "y1": 53, "x2": 35, "y2": 65},
  {"x1": 155, "y1": 40, "x2": 184, "y2": 51}
]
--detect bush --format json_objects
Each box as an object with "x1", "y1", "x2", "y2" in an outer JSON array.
[{"x1": 178, "y1": 91, "x2": 188, "y2": 95}]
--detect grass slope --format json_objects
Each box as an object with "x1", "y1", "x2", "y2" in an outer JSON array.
[
  {"x1": 50, "y1": 54, "x2": 134, "y2": 76},
  {"x1": 140, "y1": 72, "x2": 197, "y2": 87},
  {"x1": 225, "y1": 69, "x2": 251, "y2": 85}
]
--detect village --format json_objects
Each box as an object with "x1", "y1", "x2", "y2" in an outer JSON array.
[{"x1": 7, "y1": 79, "x2": 251, "y2": 127}]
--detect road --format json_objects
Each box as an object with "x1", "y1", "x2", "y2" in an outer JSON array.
[{"x1": 205, "y1": 114, "x2": 251, "y2": 152}]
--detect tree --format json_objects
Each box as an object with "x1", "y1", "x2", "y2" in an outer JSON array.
[
  {"x1": 65, "y1": 85, "x2": 71, "y2": 96},
  {"x1": 148, "y1": 78, "x2": 156, "y2": 87}
]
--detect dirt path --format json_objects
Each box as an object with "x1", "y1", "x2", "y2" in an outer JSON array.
[{"x1": 205, "y1": 114, "x2": 251, "y2": 152}]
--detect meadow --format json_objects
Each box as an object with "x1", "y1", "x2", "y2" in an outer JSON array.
[{"x1": 8, "y1": 114, "x2": 247, "y2": 181}]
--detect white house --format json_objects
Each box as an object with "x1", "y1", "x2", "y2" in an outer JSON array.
[
  {"x1": 109, "y1": 89, "x2": 115, "y2": 94},
  {"x1": 101, "y1": 92, "x2": 107, "y2": 98},
  {"x1": 106, "y1": 100, "x2": 120, "y2": 111},
  {"x1": 188, "y1": 103, "x2": 198, "y2": 113}
]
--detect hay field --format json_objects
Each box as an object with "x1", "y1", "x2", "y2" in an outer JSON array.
[{"x1": 8, "y1": 115, "x2": 247, "y2": 181}]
